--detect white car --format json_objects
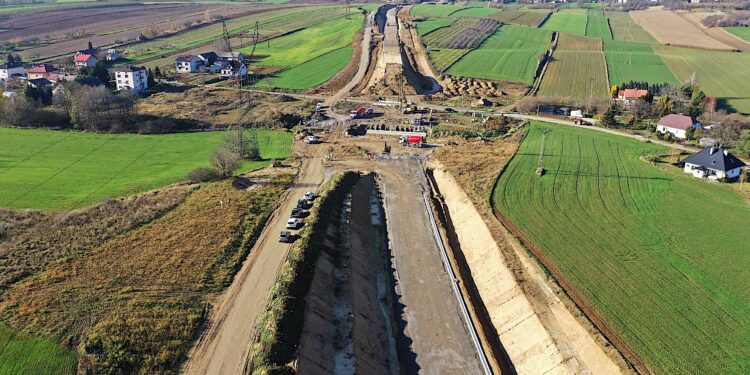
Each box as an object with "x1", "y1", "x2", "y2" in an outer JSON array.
[
  {"x1": 303, "y1": 191, "x2": 315, "y2": 201},
  {"x1": 286, "y1": 218, "x2": 302, "y2": 229}
]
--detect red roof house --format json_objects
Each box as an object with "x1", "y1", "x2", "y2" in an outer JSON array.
[
  {"x1": 74, "y1": 53, "x2": 98, "y2": 69},
  {"x1": 656, "y1": 114, "x2": 702, "y2": 139},
  {"x1": 617, "y1": 89, "x2": 649, "y2": 104},
  {"x1": 27, "y1": 64, "x2": 59, "y2": 80}
]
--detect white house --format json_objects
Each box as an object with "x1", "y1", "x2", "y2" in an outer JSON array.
[
  {"x1": 656, "y1": 114, "x2": 701, "y2": 139},
  {"x1": 74, "y1": 53, "x2": 98, "y2": 69},
  {"x1": 682, "y1": 146, "x2": 746, "y2": 181},
  {"x1": 219, "y1": 60, "x2": 247, "y2": 79},
  {"x1": 175, "y1": 55, "x2": 201, "y2": 73},
  {"x1": 0, "y1": 64, "x2": 26, "y2": 81},
  {"x1": 106, "y1": 49, "x2": 121, "y2": 62},
  {"x1": 114, "y1": 65, "x2": 148, "y2": 92}
]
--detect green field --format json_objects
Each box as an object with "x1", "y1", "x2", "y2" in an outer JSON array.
[
  {"x1": 604, "y1": 39, "x2": 678, "y2": 86},
  {"x1": 655, "y1": 45, "x2": 750, "y2": 114},
  {"x1": 410, "y1": 4, "x2": 474, "y2": 18},
  {"x1": 0, "y1": 129, "x2": 293, "y2": 211},
  {"x1": 493, "y1": 122, "x2": 750, "y2": 374},
  {"x1": 416, "y1": 18, "x2": 455, "y2": 36},
  {"x1": 427, "y1": 48, "x2": 469, "y2": 71},
  {"x1": 243, "y1": 14, "x2": 361, "y2": 67},
  {"x1": 422, "y1": 18, "x2": 479, "y2": 48},
  {"x1": 725, "y1": 26, "x2": 750, "y2": 42},
  {"x1": 605, "y1": 10, "x2": 655, "y2": 43},
  {"x1": 585, "y1": 9, "x2": 612, "y2": 40},
  {"x1": 0, "y1": 324, "x2": 76, "y2": 375},
  {"x1": 447, "y1": 25, "x2": 551, "y2": 83},
  {"x1": 541, "y1": 9, "x2": 588, "y2": 36},
  {"x1": 449, "y1": 7, "x2": 500, "y2": 18},
  {"x1": 538, "y1": 34, "x2": 609, "y2": 99},
  {"x1": 260, "y1": 47, "x2": 352, "y2": 89},
  {"x1": 492, "y1": 10, "x2": 550, "y2": 27}
]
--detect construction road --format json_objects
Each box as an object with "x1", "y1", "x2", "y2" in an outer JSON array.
[{"x1": 183, "y1": 152, "x2": 325, "y2": 375}]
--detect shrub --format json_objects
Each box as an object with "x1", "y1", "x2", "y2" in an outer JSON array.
[{"x1": 186, "y1": 167, "x2": 222, "y2": 183}]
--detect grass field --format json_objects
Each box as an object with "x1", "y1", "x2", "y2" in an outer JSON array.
[
  {"x1": 538, "y1": 34, "x2": 609, "y2": 99},
  {"x1": 541, "y1": 9, "x2": 588, "y2": 36},
  {"x1": 416, "y1": 18, "x2": 455, "y2": 36},
  {"x1": 422, "y1": 18, "x2": 479, "y2": 48},
  {"x1": 725, "y1": 26, "x2": 750, "y2": 42},
  {"x1": 427, "y1": 48, "x2": 469, "y2": 71},
  {"x1": 585, "y1": 9, "x2": 612, "y2": 40},
  {"x1": 604, "y1": 39, "x2": 678, "y2": 85},
  {"x1": 605, "y1": 10, "x2": 655, "y2": 42},
  {"x1": 450, "y1": 7, "x2": 500, "y2": 18},
  {"x1": 243, "y1": 14, "x2": 361, "y2": 67},
  {"x1": 493, "y1": 122, "x2": 750, "y2": 374},
  {"x1": 409, "y1": 4, "x2": 474, "y2": 18},
  {"x1": 630, "y1": 8, "x2": 734, "y2": 50},
  {"x1": 492, "y1": 9, "x2": 550, "y2": 27},
  {"x1": 0, "y1": 324, "x2": 76, "y2": 375},
  {"x1": 259, "y1": 47, "x2": 352, "y2": 89},
  {"x1": 0, "y1": 128, "x2": 293, "y2": 210},
  {"x1": 447, "y1": 25, "x2": 551, "y2": 83},
  {"x1": 654, "y1": 45, "x2": 750, "y2": 114}
]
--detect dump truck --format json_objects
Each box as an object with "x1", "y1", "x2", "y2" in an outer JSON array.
[
  {"x1": 399, "y1": 135, "x2": 425, "y2": 148},
  {"x1": 350, "y1": 107, "x2": 374, "y2": 119}
]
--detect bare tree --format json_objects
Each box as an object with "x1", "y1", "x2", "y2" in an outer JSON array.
[
  {"x1": 212, "y1": 148, "x2": 241, "y2": 177},
  {"x1": 223, "y1": 127, "x2": 260, "y2": 160}
]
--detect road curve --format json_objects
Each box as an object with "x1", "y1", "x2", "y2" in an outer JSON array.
[{"x1": 325, "y1": 10, "x2": 375, "y2": 107}]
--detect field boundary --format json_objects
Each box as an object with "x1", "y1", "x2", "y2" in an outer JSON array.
[
  {"x1": 599, "y1": 38, "x2": 611, "y2": 93},
  {"x1": 530, "y1": 31, "x2": 558, "y2": 96},
  {"x1": 488, "y1": 130, "x2": 654, "y2": 375}
]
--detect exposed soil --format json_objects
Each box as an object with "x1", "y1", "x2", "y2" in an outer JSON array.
[
  {"x1": 435, "y1": 75, "x2": 528, "y2": 104},
  {"x1": 364, "y1": 64, "x2": 417, "y2": 96}
]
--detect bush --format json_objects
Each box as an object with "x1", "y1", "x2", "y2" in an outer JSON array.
[{"x1": 185, "y1": 167, "x2": 222, "y2": 183}]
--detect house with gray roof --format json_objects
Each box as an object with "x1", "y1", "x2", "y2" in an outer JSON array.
[{"x1": 681, "y1": 146, "x2": 746, "y2": 181}]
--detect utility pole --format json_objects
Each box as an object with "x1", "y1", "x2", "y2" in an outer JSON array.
[{"x1": 536, "y1": 129, "x2": 549, "y2": 176}]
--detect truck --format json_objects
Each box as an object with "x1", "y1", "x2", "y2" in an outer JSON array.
[
  {"x1": 399, "y1": 135, "x2": 425, "y2": 148},
  {"x1": 350, "y1": 107, "x2": 374, "y2": 119},
  {"x1": 305, "y1": 135, "x2": 320, "y2": 144},
  {"x1": 401, "y1": 102, "x2": 417, "y2": 114},
  {"x1": 409, "y1": 114, "x2": 423, "y2": 126}
]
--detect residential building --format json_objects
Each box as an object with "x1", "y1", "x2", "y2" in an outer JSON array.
[
  {"x1": 219, "y1": 60, "x2": 247, "y2": 79},
  {"x1": 617, "y1": 88, "x2": 648, "y2": 105},
  {"x1": 0, "y1": 64, "x2": 26, "y2": 81},
  {"x1": 106, "y1": 49, "x2": 121, "y2": 62},
  {"x1": 656, "y1": 114, "x2": 701, "y2": 139},
  {"x1": 681, "y1": 146, "x2": 746, "y2": 180},
  {"x1": 215, "y1": 51, "x2": 243, "y2": 62},
  {"x1": 175, "y1": 55, "x2": 201, "y2": 73},
  {"x1": 27, "y1": 78, "x2": 53, "y2": 89},
  {"x1": 27, "y1": 64, "x2": 59, "y2": 81},
  {"x1": 198, "y1": 52, "x2": 218, "y2": 66},
  {"x1": 74, "y1": 53, "x2": 98, "y2": 69},
  {"x1": 115, "y1": 65, "x2": 148, "y2": 92}
]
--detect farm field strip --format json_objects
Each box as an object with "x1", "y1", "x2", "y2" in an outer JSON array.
[
  {"x1": 255, "y1": 46, "x2": 353, "y2": 90},
  {"x1": 603, "y1": 39, "x2": 678, "y2": 85},
  {"x1": 422, "y1": 18, "x2": 479, "y2": 48},
  {"x1": 585, "y1": 9, "x2": 612, "y2": 40},
  {"x1": 0, "y1": 324, "x2": 76, "y2": 375},
  {"x1": 630, "y1": 8, "x2": 735, "y2": 51},
  {"x1": 541, "y1": 8, "x2": 588, "y2": 36},
  {"x1": 725, "y1": 27, "x2": 750, "y2": 42},
  {"x1": 409, "y1": 3, "x2": 483, "y2": 18},
  {"x1": 446, "y1": 24, "x2": 552, "y2": 83},
  {"x1": 537, "y1": 34, "x2": 609, "y2": 99},
  {"x1": 0, "y1": 128, "x2": 292, "y2": 210},
  {"x1": 415, "y1": 18, "x2": 455, "y2": 36},
  {"x1": 654, "y1": 44, "x2": 750, "y2": 114},
  {"x1": 493, "y1": 122, "x2": 750, "y2": 374},
  {"x1": 449, "y1": 7, "x2": 500, "y2": 18},
  {"x1": 241, "y1": 13, "x2": 362, "y2": 68},
  {"x1": 492, "y1": 9, "x2": 550, "y2": 27},
  {"x1": 427, "y1": 48, "x2": 470, "y2": 72}
]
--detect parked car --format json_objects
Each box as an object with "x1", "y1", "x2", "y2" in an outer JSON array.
[
  {"x1": 304, "y1": 191, "x2": 315, "y2": 201},
  {"x1": 305, "y1": 135, "x2": 320, "y2": 144},
  {"x1": 296, "y1": 199, "x2": 307, "y2": 209},
  {"x1": 291, "y1": 208, "x2": 304, "y2": 218},
  {"x1": 279, "y1": 231, "x2": 293, "y2": 243},
  {"x1": 286, "y1": 218, "x2": 302, "y2": 229}
]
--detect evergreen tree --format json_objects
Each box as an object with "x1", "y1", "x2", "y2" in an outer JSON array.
[
  {"x1": 602, "y1": 105, "x2": 617, "y2": 128},
  {"x1": 147, "y1": 68, "x2": 156, "y2": 88},
  {"x1": 154, "y1": 66, "x2": 162, "y2": 79},
  {"x1": 87, "y1": 40, "x2": 94, "y2": 51},
  {"x1": 91, "y1": 61, "x2": 110, "y2": 86},
  {"x1": 6, "y1": 53, "x2": 15, "y2": 67}
]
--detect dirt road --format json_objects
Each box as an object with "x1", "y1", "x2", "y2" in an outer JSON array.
[
  {"x1": 331, "y1": 157, "x2": 485, "y2": 374},
  {"x1": 183, "y1": 152, "x2": 326, "y2": 375},
  {"x1": 325, "y1": 10, "x2": 375, "y2": 106},
  {"x1": 367, "y1": 7, "x2": 402, "y2": 88}
]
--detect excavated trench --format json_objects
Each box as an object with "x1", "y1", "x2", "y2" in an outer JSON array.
[{"x1": 297, "y1": 174, "x2": 410, "y2": 374}]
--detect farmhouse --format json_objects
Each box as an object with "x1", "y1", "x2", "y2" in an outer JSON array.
[
  {"x1": 219, "y1": 60, "x2": 248, "y2": 78},
  {"x1": 216, "y1": 51, "x2": 243, "y2": 62},
  {"x1": 74, "y1": 53, "x2": 98, "y2": 69},
  {"x1": 175, "y1": 55, "x2": 201, "y2": 73},
  {"x1": 115, "y1": 65, "x2": 148, "y2": 92},
  {"x1": 656, "y1": 114, "x2": 701, "y2": 139},
  {"x1": 27, "y1": 64, "x2": 59, "y2": 81},
  {"x1": 617, "y1": 88, "x2": 648, "y2": 105},
  {"x1": 681, "y1": 146, "x2": 746, "y2": 180},
  {"x1": 198, "y1": 52, "x2": 218, "y2": 66},
  {"x1": 0, "y1": 64, "x2": 26, "y2": 82},
  {"x1": 27, "y1": 78, "x2": 53, "y2": 89},
  {"x1": 106, "y1": 49, "x2": 121, "y2": 62}
]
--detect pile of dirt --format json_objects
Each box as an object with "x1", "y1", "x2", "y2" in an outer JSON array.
[
  {"x1": 364, "y1": 64, "x2": 417, "y2": 96},
  {"x1": 436, "y1": 75, "x2": 526, "y2": 99}
]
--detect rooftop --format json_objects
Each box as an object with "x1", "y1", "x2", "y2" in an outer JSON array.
[
  {"x1": 27, "y1": 64, "x2": 58, "y2": 73},
  {"x1": 682, "y1": 147, "x2": 746, "y2": 172},
  {"x1": 658, "y1": 114, "x2": 699, "y2": 130},
  {"x1": 114, "y1": 65, "x2": 146, "y2": 73}
]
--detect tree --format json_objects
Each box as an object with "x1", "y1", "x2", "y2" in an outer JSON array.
[
  {"x1": 6, "y1": 53, "x2": 15, "y2": 67},
  {"x1": 601, "y1": 104, "x2": 617, "y2": 128},
  {"x1": 685, "y1": 125, "x2": 696, "y2": 140},
  {"x1": 710, "y1": 122, "x2": 741, "y2": 148},
  {"x1": 154, "y1": 66, "x2": 162, "y2": 79},
  {"x1": 223, "y1": 127, "x2": 260, "y2": 160},
  {"x1": 87, "y1": 40, "x2": 94, "y2": 51},
  {"x1": 654, "y1": 96, "x2": 675, "y2": 117},
  {"x1": 212, "y1": 148, "x2": 240, "y2": 177},
  {"x1": 90, "y1": 61, "x2": 110, "y2": 86},
  {"x1": 147, "y1": 68, "x2": 156, "y2": 88}
]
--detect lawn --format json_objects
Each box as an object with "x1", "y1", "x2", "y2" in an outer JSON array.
[
  {"x1": 0, "y1": 324, "x2": 77, "y2": 375},
  {"x1": 243, "y1": 14, "x2": 362, "y2": 68},
  {"x1": 654, "y1": 45, "x2": 750, "y2": 114},
  {"x1": 260, "y1": 47, "x2": 352, "y2": 89},
  {"x1": 725, "y1": 26, "x2": 750, "y2": 42},
  {"x1": 0, "y1": 128, "x2": 293, "y2": 210},
  {"x1": 415, "y1": 18, "x2": 455, "y2": 36},
  {"x1": 585, "y1": 9, "x2": 612, "y2": 39},
  {"x1": 493, "y1": 122, "x2": 750, "y2": 375},
  {"x1": 537, "y1": 34, "x2": 609, "y2": 99},
  {"x1": 541, "y1": 9, "x2": 588, "y2": 36},
  {"x1": 603, "y1": 39, "x2": 678, "y2": 86},
  {"x1": 447, "y1": 24, "x2": 551, "y2": 83},
  {"x1": 605, "y1": 10, "x2": 655, "y2": 42}
]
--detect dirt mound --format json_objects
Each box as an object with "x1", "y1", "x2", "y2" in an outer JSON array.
[
  {"x1": 435, "y1": 75, "x2": 528, "y2": 101},
  {"x1": 364, "y1": 64, "x2": 417, "y2": 96},
  {"x1": 271, "y1": 94, "x2": 298, "y2": 103}
]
